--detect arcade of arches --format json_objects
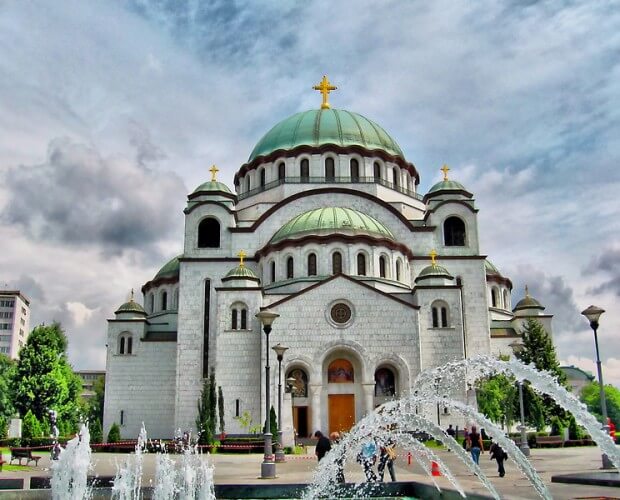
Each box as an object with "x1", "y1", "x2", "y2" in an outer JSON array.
[{"x1": 287, "y1": 358, "x2": 399, "y2": 437}]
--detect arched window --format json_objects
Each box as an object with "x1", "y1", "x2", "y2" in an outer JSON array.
[
  {"x1": 396, "y1": 259, "x2": 402, "y2": 281},
  {"x1": 332, "y1": 252, "x2": 342, "y2": 274},
  {"x1": 444, "y1": 217, "x2": 466, "y2": 246},
  {"x1": 119, "y1": 336, "x2": 125, "y2": 354},
  {"x1": 300, "y1": 159, "x2": 309, "y2": 180},
  {"x1": 286, "y1": 257, "x2": 294, "y2": 279},
  {"x1": 198, "y1": 218, "x2": 221, "y2": 248},
  {"x1": 231, "y1": 304, "x2": 248, "y2": 330},
  {"x1": 149, "y1": 293, "x2": 154, "y2": 313},
  {"x1": 431, "y1": 301, "x2": 449, "y2": 328},
  {"x1": 241, "y1": 309, "x2": 247, "y2": 329},
  {"x1": 287, "y1": 368, "x2": 308, "y2": 397},
  {"x1": 161, "y1": 291, "x2": 168, "y2": 311},
  {"x1": 127, "y1": 336, "x2": 133, "y2": 355},
  {"x1": 119, "y1": 333, "x2": 132, "y2": 355},
  {"x1": 357, "y1": 253, "x2": 367, "y2": 276},
  {"x1": 350, "y1": 159, "x2": 359, "y2": 182},
  {"x1": 393, "y1": 168, "x2": 399, "y2": 188},
  {"x1": 374, "y1": 162, "x2": 381, "y2": 180},
  {"x1": 503, "y1": 289, "x2": 509, "y2": 310},
  {"x1": 308, "y1": 253, "x2": 317, "y2": 276},
  {"x1": 278, "y1": 162, "x2": 286, "y2": 180},
  {"x1": 232, "y1": 309, "x2": 238, "y2": 329},
  {"x1": 270, "y1": 261, "x2": 276, "y2": 283},
  {"x1": 246, "y1": 176, "x2": 251, "y2": 192},
  {"x1": 325, "y1": 157, "x2": 335, "y2": 181},
  {"x1": 375, "y1": 367, "x2": 396, "y2": 396},
  {"x1": 259, "y1": 168, "x2": 266, "y2": 187},
  {"x1": 328, "y1": 359, "x2": 354, "y2": 383},
  {"x1": 491, "y1": 288, "x2": 498, "y2": 308},
  {"x1": 379, "y1": 256, "x2": 387, "y2": 278}
]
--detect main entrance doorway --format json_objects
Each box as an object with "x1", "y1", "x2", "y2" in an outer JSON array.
[{"x1": 328, "y1": 394, "x2": 355, "y2": 434}]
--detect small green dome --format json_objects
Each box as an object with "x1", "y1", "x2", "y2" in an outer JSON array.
[
  {"x1": 193, "y1": 180, "x2": 232, "y2": 194},
  {"x1": 415, "y1": 264, "x2": 454, "y2": 282},
  {"x1": 223, "y1": 265, "x2": 259, "y2": 280},
  {"x1": 154, "y1": 255, "x2": 181, "y2": 280},
  {"x1": 427, "y1": 179, "x2": 467, "y2": 195},
  {"x1": 513, "y1": 295, "x2": 544, "y2": 311},
  {"x1": 115, "y1": 299, "x2": 146, "y2": 315},
  {"x1": 248, "y1": 109, "x2": 404, "y2": 162},
  {"x1": 270, "y1": 207, "x2": 394, "y2": 244}
]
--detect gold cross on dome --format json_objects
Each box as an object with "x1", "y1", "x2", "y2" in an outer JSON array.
[
  {"x1": 130, "y1": 289, "x2": 134, "y2": 301},
  {"x1": 312, "y1": 75, "x2": 337, "y2": 109},
  {"x1": 440, "y1": 164, "x2": 450, "y2": 181},
  {"x1": 525, "y1": 284, "x2": 529, "y2": 297},
  {"x1": 209, "y1": 164, "x2": 219, "y2": 182},
  {"x1": 237, "y1": 249, "x2": 247, "y2": 268},
  {"x1": 429, "y1": 249, "x2": 437, "y2": 266}
]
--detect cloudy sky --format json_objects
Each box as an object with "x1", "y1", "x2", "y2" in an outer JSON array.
[{"x1": 0, "y1": 1, "x2": 618, "y2": 383}]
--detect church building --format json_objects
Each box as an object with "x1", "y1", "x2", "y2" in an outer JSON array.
[{"x1": 103, "y1": 77, "x2": 552, "y2": 440}]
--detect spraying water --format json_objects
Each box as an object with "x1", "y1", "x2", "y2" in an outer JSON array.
[{"x1": 50, "y1": 423, "x2": 92, "y2": 500}]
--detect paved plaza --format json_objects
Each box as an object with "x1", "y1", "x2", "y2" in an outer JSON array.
[{"x1": 2, "y1": 446, "x2": 620, "y2": 498}]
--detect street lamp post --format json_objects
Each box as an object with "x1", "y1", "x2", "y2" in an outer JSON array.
[
  {"x1": 509, "y1": 341, "x2": 530, "y2": 457},
  {"x1": 256, "y1": 309, "x2": 280, "y2": 479},
  {"x1": 582, "y1": 305, "x2": 614, "y2": 469},
  {"x1": 272, "y1": 343, "x2": 289, "y2": 463}
]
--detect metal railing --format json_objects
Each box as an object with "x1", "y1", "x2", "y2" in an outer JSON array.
[{"x1": 237, "y1": 176, "x2": 423, "y2": 201}]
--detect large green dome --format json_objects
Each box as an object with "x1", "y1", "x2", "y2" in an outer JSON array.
[
  {"x1": 248, "y1": 109, "x2": 404, "y2": 162},
  {"x1": 270, "y1": 207, "x2": 394, "y2": 244},
  {"x1": 154, "y1": 255, "x2": 181, "y2": 280}
]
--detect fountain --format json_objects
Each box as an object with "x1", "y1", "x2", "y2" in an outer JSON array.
[{"x1": 20, "y1": 356, "x2": 618, "y2": 499}]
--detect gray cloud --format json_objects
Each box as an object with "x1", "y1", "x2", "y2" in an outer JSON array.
[
  {"x1": 585, "y1": 247, "x2": 620, "y2": 297},
  {"x1": 1, "y1": 137, "x2": 186, "y2": 254},
  {"x1": 8, "y1": 275, "x2": 46, "y2": 303}
]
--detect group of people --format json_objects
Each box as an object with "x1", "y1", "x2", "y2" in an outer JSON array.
[
  {"x1": 314, "y1": 430, "x2": 397, "y2": 483},
  {"x1": 454, "y1": 424, "x2": 507, "y2": 478}
]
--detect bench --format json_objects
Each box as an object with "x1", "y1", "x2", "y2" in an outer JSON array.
[
  {"x1": 536, "y1": 435, "x2": 564, "y2": 448},
  {"x1": 9, "y1": 448, "x2": 42, "y2": 466}
]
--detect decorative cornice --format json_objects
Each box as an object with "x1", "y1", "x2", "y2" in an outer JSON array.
[
  {"x1": 234, "y1": 144, "x2": 420, "y2": 186},
  {"x1": 486, "y1": 274, "x2": 513, "y2": 289},
  {"x1": 423, "y1": 199, "x2": 478, "y2": 219},
  {"x1": 184, "y1": 200, "x2": 238, "y2": 216},
  {"x1": 141, "y1": 276, "x2": 179, "y2": 294},
  {"x1": 187, "y1": 190, "x2": 237, "y2": 203}
]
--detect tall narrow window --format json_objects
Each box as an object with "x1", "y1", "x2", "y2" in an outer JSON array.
[
  {"x1": 357, "y1": 253, "x2": 367, "y2": 276},
  {"x1": 332, "y1": 252, "x2": 342, "y2": 274},
  {"x1": 278, "y1": 162, "x2": 286, "y2": 180},
  {"x1": 393, "y1": 168, "x2": 399, "y2": 188},
  {"x1": 491, "y1": 288, "x2": 498, "y2": 308},
  {"x1": 161, "y1": 291, "x2": 168, "y2": 311},
  {"x1": 120, "y1": 410, "x2": 124, "y2": 425},
  {"x1": 198, "y1": 218, "x2": 221, "y2": 248},
  {"x1": 127, "y1": 337, "x2": 133, "y2": 355},
  {"x1": 287, "y1": 257, "x2": 294, "y2": 279},
  {"x1": 325, "y1": 157, "x2": 335, "y2": 181},
  {"x1": 232, "y1": 309, "x2": 238, "y2": 330},
  {"x1": 444, "y1": 217, "x2": 466, "y2": 246},
  {"x1": 149, "y1": 293, "x2": 154, "y2": 313},
  {"x1": 259, "y1": 168, "x2": 266, "y2": 187},
  {"x1": 432, "y1": 307, "x2": 439, "y2": 328},
  {"x1": 246, "y1": 176, "x2": 251, "y2": 192},
  {"x1": 300, "y1": 159, "x2": 309, "y2": 181},
  {"x1": 241, "y1": 309, "x2": 247, "y2": 329},
  {"x1": 120, "y1": 337, "x2": 125, "y2": 354},
  {"x1": 379, "y1": 256, "x2": 386, "y2": 278},
  {"x1": 396, "y1": 260, "x2": 402, "y2": 281},
  {"x1": 350, "y1": 159, "x2": 359, "y2": 182},
  {"x1": 308, "y1": 253, "x2": 317, "y2": 276},
  {"x1": 270, "y1": 261, "x2": 276, "y2": 283},
  {"x1": 441, "y1": 307, "x2": 448, "y2": 327},
  {"x1": 374, "y1": 162, "x2": 381, "y2": 180},
  {"x1": 235, "y1": 399, "x2": 240, "y2": 418}
]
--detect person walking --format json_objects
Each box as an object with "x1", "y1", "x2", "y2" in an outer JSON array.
[
  {"x1": 330, "y1": 431, "x2": 345, "y2": 483},
  {"x1": 467, "y1": 425, "x2": 484, "y2": 465},
  {"x1": 314, "y1": 430, "x2": 331, "y2": 461},
  {"x1": 377, "y1": 435, "x2": 397, "y2": 482},
  {"x1": 489, "y1": 440, "x2": 507, "y2": 477},
  {"x1": 446, "y1": 424, "x2": 456, "y2": 438}
]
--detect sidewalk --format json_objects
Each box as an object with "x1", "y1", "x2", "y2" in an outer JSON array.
[{"x1": 2, "y1": 446, "x2": 620, "y2": 499}]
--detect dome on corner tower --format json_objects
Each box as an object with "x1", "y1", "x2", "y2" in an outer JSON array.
[
  {"x1": 193, "y1": 180, "x2": 232, "y2": 194},
  {"x1": 270, "y1": 207, "x2": 394, "y2": 244},
  {"x1": 248, "y1": 109, "x2": 404, "y2": 162}
]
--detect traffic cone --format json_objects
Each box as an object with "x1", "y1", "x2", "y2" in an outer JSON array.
[{"x1": 431, "y1": 461, "x2": 441, "y2": 476}]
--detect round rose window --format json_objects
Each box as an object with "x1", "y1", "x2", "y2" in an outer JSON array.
[{"x1": 330, "y1": 303, "x2": 352, "y2": 324}]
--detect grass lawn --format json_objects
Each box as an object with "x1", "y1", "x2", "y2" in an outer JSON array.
[{"x1": 1, "y1": 464, "x2": 31, "y2": 472}]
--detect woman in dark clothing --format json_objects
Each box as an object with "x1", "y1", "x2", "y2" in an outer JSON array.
[
  {"x1": 489, "y1": 441, "x2": 507, "y2": 477},
  {"x1": 314, "y1": 430, "x2": 331, "y2": 461},
  {"x1": 466, "y1": 425, "x2": 484, "y2": 465}
]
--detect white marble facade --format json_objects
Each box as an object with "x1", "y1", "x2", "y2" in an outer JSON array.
[{"x1": 103, "y1": 100, "x2": 553, "y2": 441}]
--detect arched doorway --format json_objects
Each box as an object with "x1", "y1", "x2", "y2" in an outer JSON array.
[
  {"x1": 327, "y1": 358, "x2": 356, "y2": 434},
  {"x1": 287, "y1": 368, "x2": 309, "y2": 438}
]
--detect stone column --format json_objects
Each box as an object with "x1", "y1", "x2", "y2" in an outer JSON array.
[
  {"x1": 363, "y1": 383, "x2": 375, "y2": 417},
  {"x1": 310, "y1": 384, "x2": 322, "y2": 433},
  {"x1": 281, "y1": 391, "x2": 295, "y2": 448}
]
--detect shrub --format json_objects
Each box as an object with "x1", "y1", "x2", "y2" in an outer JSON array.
[
  {"x1": 90, "y1": 419, "x2": 103, "y2": 444},
  {"x1": 22, "y1": 410, "x2": 43, "y2": 444},
  {"x1": 107, "y1": 423, "x2": 121, "y2": 443}
]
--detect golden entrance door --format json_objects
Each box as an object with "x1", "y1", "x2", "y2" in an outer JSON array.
[{"x1": 328, "y1": 394, "x2": 355, "y2": 434}]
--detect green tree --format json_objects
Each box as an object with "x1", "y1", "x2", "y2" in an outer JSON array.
[
  {"x1": 0, "y1": 354, "x2": 15, "y2": 437},
  {"x1": 516, "y1": 318, "x2": 567, "y2": 429},
  {"x1": 107, "y1": 422, "x2": 121, "y2": 443},
  {"x1": 476, "y1": 373, "x2": 517, "y2": 427},
  {"x1": 217, "y1": 386, "x2": 225, "y2": 435},
  {"x1": 87, "y1": 375, "x2": 105, "y2": 424},
  {"x1": 264, "y1": 405, "x2": 277, "y2": 435},
  {"x1": 12, "y1": 323, "x2": 83, "y2": 427},
  {"x1": 22, "y1": 409, "x2": 43, "y2": 442},
  {"x1": 580, "y1": 381, "x2": 620, "y2": 426},
  {"x1": 196, "y1": 368, "x2": 218, "y2": 445},
  {"x1": 89, "y1": 419, "x2": 103, "y2": 444}
]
